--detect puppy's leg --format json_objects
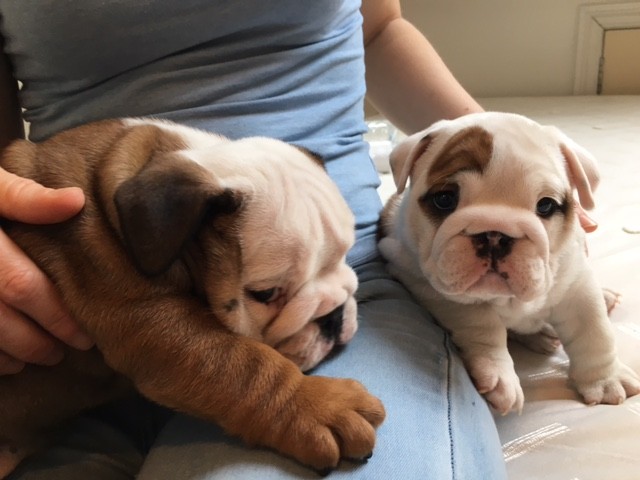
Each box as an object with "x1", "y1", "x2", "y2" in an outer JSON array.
[
  {"x1": 512, "y1": 288, "x2": 621, "y2": 356},
  {"x1": 509, "y1": 323, "x2": 561, "y2": 355},
  {"x1": 439, "y1": 306, "x2": 524, "y2": 415},
  {"x1": 552, "y1": 275, "x2": 640, "y2": 405},
  {"x1": 86, "y1": 296, "x2": 385, "y2": 472}
]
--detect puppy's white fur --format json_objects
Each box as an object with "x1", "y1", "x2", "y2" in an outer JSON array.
[
  {"x1": 124, "y1": 118, "x2": 358, "y2": 370},
  {"x1": 379, "y1": 112, "x2": 640, "y2": 413}
]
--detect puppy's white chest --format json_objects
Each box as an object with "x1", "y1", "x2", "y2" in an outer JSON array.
[{"x1": 492, "y1": 298, "x2": 551, "y2": 334}]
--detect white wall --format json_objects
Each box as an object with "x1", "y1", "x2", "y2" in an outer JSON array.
[{"x1": 401, "y1": 0, "x2": 640, "y2": 97}]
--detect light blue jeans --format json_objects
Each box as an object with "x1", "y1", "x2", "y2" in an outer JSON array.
[{"x1": 9, "y1": 259, "x2": 506, "y2": 480}]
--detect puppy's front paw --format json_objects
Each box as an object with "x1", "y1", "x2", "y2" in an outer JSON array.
[
  {"x1": 467, "y1": 356, "x2": 524, "y2": 415},
  {"x1": 574, "y1": 361, "x2": 640, "y2": 405},
  {"x1": 268, "y1": 376, "x2": 385, "y2": 472}
]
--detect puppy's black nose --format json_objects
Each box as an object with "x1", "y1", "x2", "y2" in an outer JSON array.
[
  {"x1": 317, "y1": 305, "x2": 345, "y2": 341},
  {"x1": 472, "y1": 231, "x2": 514, "y2": 261}
]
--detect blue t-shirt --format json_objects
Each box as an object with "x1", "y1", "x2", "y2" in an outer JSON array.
[{"x1": 0, "y1": 0, "x2": 383, "y2": 266}]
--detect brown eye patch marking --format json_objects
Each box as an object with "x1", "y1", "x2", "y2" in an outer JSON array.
[
  {"x1": 420, "y1": 127, "x2": 494, "y2": 225},
  {"x1": 419, "y1": 183, "x2": 460, "y2": 222},
  {"x1": 426, "y1": 126, "x2": 494, "y2": 188}
]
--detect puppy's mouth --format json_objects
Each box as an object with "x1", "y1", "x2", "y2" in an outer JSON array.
[
  {"x1": 315, "y1": 305, "x2": 345, "y2": 343},
  {"x1": 467, "y1": 231, "x2": 515, "y2": 297},
  {"x1": 275, "y1": 300, "x2": 358, "y2": 372},
  {"x1": 466, "y1": 270, "x2": 513, "y2": 298},
  {"x1": 428, "y1": 207, "x2": 554, "y2": 303},
  {"x1": 429, "y1": 232, "x2": 549, "y2": 302}
]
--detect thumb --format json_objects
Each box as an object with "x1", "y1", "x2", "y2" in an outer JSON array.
[{"x1": 0, "y1": 167, "x2": 85, "y2": 224}]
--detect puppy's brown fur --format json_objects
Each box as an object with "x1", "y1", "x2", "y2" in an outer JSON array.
[{"x1": 0, "y1": 120, "x2": 384, "y2": 476}]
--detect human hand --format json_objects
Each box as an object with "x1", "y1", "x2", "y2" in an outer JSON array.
[{"x1": 0, "y1": 166, "x2": 92, "y2": 374}]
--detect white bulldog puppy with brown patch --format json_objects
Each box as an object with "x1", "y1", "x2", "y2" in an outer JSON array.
[
  {"x1": 378, "y1": 112, "x2": 640, "y2": 414},
  {"x1": 0, "y1": 118, "x2": 384, "y2": 477}
]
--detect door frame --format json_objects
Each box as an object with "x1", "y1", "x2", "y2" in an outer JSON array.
[{"x1": 574, "y1": 2, "x2": 640, "y2": 94}]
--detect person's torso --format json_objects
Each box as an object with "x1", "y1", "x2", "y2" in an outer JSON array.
[{"x1": 0, "y1": 0, "x2": 382, "y2": 265}]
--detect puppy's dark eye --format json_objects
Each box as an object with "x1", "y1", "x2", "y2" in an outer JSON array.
[
  {"x1": 420, "y1": 185, "x2": 459, "y2": 219},
  {"x1": 247, "y1": 288, "x2": 280, "y2": 304},
  {"x1": 430, "y1": 189, "x2": 459, "y2": 212},
  {"x1": 536, "y1": 197, "x2": 560, "y2": 218}
]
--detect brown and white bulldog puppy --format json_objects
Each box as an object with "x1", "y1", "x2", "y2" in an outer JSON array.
[
  {"x1": 378, "y1": 112, "x2": 640, "y2": 414},
  {"x1": 0, "y1": 118, "x2": 385, "y2": 477}
]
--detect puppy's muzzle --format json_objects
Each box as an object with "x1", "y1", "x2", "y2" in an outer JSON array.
[
  {"x1": 316, "y1": 305, "x2": 345, "y2": 342},
  {"x1": 274, "y1": 302, "x2": 355, "y2": 372}
]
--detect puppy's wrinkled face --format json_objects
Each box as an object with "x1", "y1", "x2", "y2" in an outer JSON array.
[
  {"x1": 114, "y1": 120, "x2": 358, "y2": 372},
  {"x1": 188, "y1": 137, "x2": 358, "y2": 372},
  {"x1": 392, "y1": 112, "x2": 599, "y2": 304}
]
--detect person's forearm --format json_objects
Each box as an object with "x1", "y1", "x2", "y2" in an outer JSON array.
[{"x1": 364, "y1": 17, "x2": 483, "y2": 134}]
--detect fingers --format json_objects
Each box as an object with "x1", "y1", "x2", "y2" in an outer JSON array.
[
  {"x1": 0, "y1": 350, "x2": 26, "y2": 375},
  {"x1": 0, "y1": 229, "x2": 93, "y2": 356},
  {"x1": 0, "y1": 165, "x2": 91, "y2": 373},
  {"x1": 0, "y1": 299, "x2": 64, "y2": 373},
  {"x1": 575, "y1": 202, "x2": 597, "y2": 233},
  {"x1": 0, "y1": 166, "x2": 85, "y2": 224}
]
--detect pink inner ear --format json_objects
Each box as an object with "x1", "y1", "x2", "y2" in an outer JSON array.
[{"x1": 560, "y1": 143, "x2": 598, "y2": 210}]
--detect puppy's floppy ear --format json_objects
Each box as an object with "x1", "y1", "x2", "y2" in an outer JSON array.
[
  {"x1": 546, "y1": 126, "x2": 600, "y2": 210},
  {"x1": 389, "y1": 133, "x2": 432, "y2": 193},
  {"x1": 389, "y1": 121, "x2": 450, "y2": 193},
  {"x1": 114, "y1": 154, "x2": 243, "y2": 276}
]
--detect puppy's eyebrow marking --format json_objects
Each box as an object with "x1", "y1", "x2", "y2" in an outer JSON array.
[{"x1": 427, "y1": 126, "x2": 493, "y2": 186}]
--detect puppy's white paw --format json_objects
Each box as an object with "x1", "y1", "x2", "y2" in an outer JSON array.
[
  {"x1": 467, "y1": 356, "x2": 524, "y2": 415},
  {"x1": 574, "y1": 362, "x2": 640, "y2": 405},
  {"x1": 509, "y1": 323, "x2": 561, "y2": 355}
]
